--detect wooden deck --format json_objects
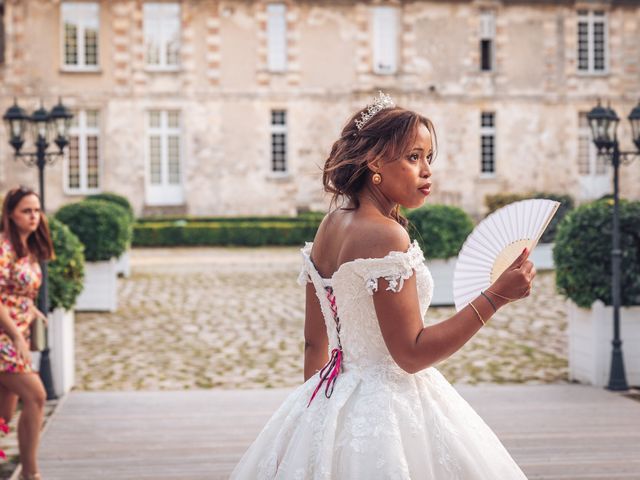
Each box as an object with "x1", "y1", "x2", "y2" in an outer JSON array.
[{"x1": 34, "y1": 384, "x2": 640, "y2": 480}]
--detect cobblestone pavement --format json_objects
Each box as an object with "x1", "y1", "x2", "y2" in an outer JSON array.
[{"x1": 75, "y1": 247, "x2": 568, "y2": 391}]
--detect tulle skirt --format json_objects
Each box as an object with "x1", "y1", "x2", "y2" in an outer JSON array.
[{"x1": 230, "y1": 367, "x2": 527, "y2": 479}]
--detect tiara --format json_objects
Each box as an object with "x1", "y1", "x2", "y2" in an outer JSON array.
[{"x1": 355, "y1": 91, "x2": 395, "y2": 130}]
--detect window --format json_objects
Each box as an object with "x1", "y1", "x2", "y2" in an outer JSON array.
[
  {"x1": 270, "y1": 110, "x2": 287, "y2": 174},
  {"x1": 267, "y1": 3, "x2": 287, "y2": 72},
  {"x1": 480, "y1": 11, "x2": 495, "y2": 72},
  {"x1": 144, "y1": 3, "x2": 181, "y2": 70},
  {"x1": 65, "y1": 110, "x2": 100, "y2": 194},
  {"x1": 480, "y1": 112, "x2": 495, "y2": 175},
  {"x1": 61, "y1": 2, "x2": 99, "y2": 70},
  {"x1": 372, "y1": 6, "x2": 398, "y2": 75},
  {"x1": 578, "y1": 113, "x2": 607, "y2": 175},
  {"x1": 147, "y1": 110, "x2": 182, "y2": 186},
  {"x1": 577, "y1": 11, "x2": 608, "y2": 74}
]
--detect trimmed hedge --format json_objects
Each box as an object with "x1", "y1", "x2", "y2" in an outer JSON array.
[
  {"x1": 56, "y1": 200, "x2": 131, "y2": 261},
  {"x1": 133, "y1": 221, "x2": 321, "y2": 247},
  {"x1": 407, "y1": 204, "x2": 474, "y2": 259},
  {"x1": 137, "y1": 212, "x2": 325, "y2": 224},
  {"x1": 87, "y1": 192, "x2": 134, "y2": 221},
  {"x1": 485, "y1": 192, "x2": 574, "y2": 243},
  {"x1": 48, "y1": 218, "x2": 85, "y2": 311},
  {"x1": 554, "y1": 199, "x2": 640, "y2": 308}
]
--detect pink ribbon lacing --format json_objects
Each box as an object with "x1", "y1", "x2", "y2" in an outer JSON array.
[
  {"x1": 307, "y1": 348, "x2": 342, "y2": 407},
  {"x1": 307, "y1": 286, "x2": 343, "y2": 408}
]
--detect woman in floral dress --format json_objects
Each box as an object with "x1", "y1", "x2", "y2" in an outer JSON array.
[{"x1": 0, "y1": 186, "x2": 54, "y2": 480}]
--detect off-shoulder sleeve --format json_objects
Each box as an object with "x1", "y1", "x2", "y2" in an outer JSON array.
[
  {"x1": 296, "y1": 242, "x2": 314, "y2": 286},
  {"x1": 0, "y1": 239, "x2": 13, "y2": 289},
  {"x1": 350, "y1": 240, "x2": 425, "y2": 295}
]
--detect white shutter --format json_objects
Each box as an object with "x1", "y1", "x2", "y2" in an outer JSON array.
[
  {"x1": 480, "y1": 11, "x2": 495, "y2": 39},
  {"x1": 267, "y1": 4, "x2": 287, "y2": 72},
  {"x1": 373, "y1": 7, "x2": 398, "y2": 75}
]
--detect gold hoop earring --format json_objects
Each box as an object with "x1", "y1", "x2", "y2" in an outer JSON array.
[{"x1": 372, "y1": 173, "x2": 382, "y2": 185}]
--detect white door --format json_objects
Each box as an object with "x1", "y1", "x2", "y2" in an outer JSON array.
[
  {"x1": 145, "y1": 110, "x2": 184, "y2": 206},
  {"x1": 578, "y1": 113, "x2": 610, "y2": 201}
]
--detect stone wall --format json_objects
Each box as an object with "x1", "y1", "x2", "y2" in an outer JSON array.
[{"x1": 0, "y1": 0, "x2": 638, "y2": 217}]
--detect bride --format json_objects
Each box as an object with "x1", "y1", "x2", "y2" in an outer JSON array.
[{"x1": 231, "y1": 92, "x2": 534, "y2": 479}]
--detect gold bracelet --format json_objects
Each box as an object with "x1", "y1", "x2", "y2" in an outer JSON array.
[
  {"x1": 468, "y1": 301, "x2": 485, "y2": 326},
  {"x1": 485, "y1": 289, "x2": 517, "y2": 302}
]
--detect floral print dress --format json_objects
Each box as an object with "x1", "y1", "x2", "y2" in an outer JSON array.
[{"x1": 0, "y1": 237, "x2": 42, "y2": 373}]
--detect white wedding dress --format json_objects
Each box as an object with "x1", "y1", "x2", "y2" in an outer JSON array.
[{"x1": 231, "y1": 240, "x2": 528, "y2": 479}]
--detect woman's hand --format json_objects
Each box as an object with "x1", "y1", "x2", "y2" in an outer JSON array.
[
  {"x1": 12, "y1": 334, "x2": 31, "y2": 366},
  {"x1": 488, "y1": 248, "x2": 537, "y2": 306},
  {"x1": 31, "y1": 305, "x2": 48, "y2": 326}
]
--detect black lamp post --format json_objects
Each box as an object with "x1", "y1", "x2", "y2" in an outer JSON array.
[
  {"x1": 586, "y1": 100, "x2": 640, "y2": 392},
  {"x1": 2, "y1": 98, "x2": 73, "y2": 400}
]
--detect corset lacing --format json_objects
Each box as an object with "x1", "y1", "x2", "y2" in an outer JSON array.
[{"x1": 307, "y1": 285, "x2": 343, "y2": 407}]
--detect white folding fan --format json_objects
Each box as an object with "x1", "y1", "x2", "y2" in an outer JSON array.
[{"x1": 453, "y1": 198, "x2": 561, "y2": 311}]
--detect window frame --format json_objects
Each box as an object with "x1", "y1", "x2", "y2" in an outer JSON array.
[
  {"x1": 266, "y1": 3, "x2": 287, "y2": 73},
  {"x1": 146, "y1": 109, "x2": 183, "y2": 189},
  {"x1": 60, "y1": 2, "x2": 100, "y2": 72},
  {"x1": 269, "y1": 109, "x2": 288, "y2": 176},
  {"x1": 479, "y1": 11, "x2": 495, "y2": 72},
  {"x1": 577, "y1": 112, "x2": 607, "y2": 176},
  {"x1": 480, "y1": 112, "x2": 496, "y2": 177},
  {"x1": 372, "y1": 6, "x2": 399, "y2": 75},
  {"x1": 64, "y1": 109, "x2": 102, "y2": 195},
  {"x1": 576, "y1": 10, "x2": 609, "y2": 75},
  {"x1": 143, "y1": 2, "x2": 181, "y2": 72}
]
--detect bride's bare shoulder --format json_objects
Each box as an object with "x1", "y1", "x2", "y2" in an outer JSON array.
[{"x1": 340, "y1": 216, "x2": 410, "y2": 263}]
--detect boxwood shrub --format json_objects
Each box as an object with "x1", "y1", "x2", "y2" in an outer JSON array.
[
  {"x1": 485, "y1": 192, "x2": 574, "y2": 243},
  {"x1": 87, "y1": 192, "x2": 134, "y2": 221},
  {"x1": 48, "y1": 218, "x2": 85, "y2": 311},
  {"x1": 554, "y1": 199, "x2": 640, "y2": 308},
  {"x1": 407, "y1": 204, "x2": 474, "y2": 259},
  {"x1": 133, "y1": 221, "x2": 321, "y2": 247},
  {"x1": 56, "y1": 200, "x2": 131, "y2": 261}
]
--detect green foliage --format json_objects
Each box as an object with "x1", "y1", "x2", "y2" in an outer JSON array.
[
  {"x1": 407, "y1": 204, "x2": 474, "y2": 259},
  {"x1": 133, "y1": 221, "x2": 321, "y2": 247},
  {"x1": 554, "y1": 199, "x2": 640, "y2": 308},
  {"x1": 55, "y1": 200, "x2": 131, "y2": 261},
  {"x1": 485, "y1": 192, "x2": 574, "y2": 243},
  {"x1": 484, "y1": 193, "x2": 526, "y2": 214},
  {"x1": 136, "y1": 213, "x2": 325, "y2": 224},
  {"x1": 48, "y1": 218, "x2": 85, "y2": 311},
  {"x1": 87, "y1": 192, "x2": 134, "y2": 221}
]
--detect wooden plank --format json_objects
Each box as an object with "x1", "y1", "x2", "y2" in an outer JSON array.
[{"x1": 38, "y1": 385, "x2": 640, "y2": 479}]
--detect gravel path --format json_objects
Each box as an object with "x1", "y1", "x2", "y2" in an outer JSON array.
[{"x1": 75, "y1": 247, "x2": 568, "y2": 391}]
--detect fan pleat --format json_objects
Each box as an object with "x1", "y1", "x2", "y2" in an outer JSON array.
[
  {"x1": 458, "y1": 245, "x2": 495, "y2": 267},
  {"x1": 528, "y1": 202, "x2": 543, "y2": 238}
]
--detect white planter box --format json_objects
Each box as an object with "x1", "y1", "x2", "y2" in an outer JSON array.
[
  {"x1": 75, "y1": 259, "x2": 118, "y2": 312},
  {"x1": 48, "y1": 308, "x2": 75, "y2": 397},
  {"x1": 31, "y1": 309, "x2": 75, "y2": 398},
  {"x1": 116, "y1": 250, "x2": 131, "y2": 278},
  {"x1": 530, "y1": 242, "x2": 554, "y2": 270},
  {"x1": 568, "y1": 300, "x2": 640, "y2": 387},
  {"x1": 427, "y1": 258, "x2": 456, "y2": 306}
]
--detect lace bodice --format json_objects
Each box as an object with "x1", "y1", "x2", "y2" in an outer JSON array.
[{"x1": 298, "y1": 240, "x2": 434, "y2": 375}]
